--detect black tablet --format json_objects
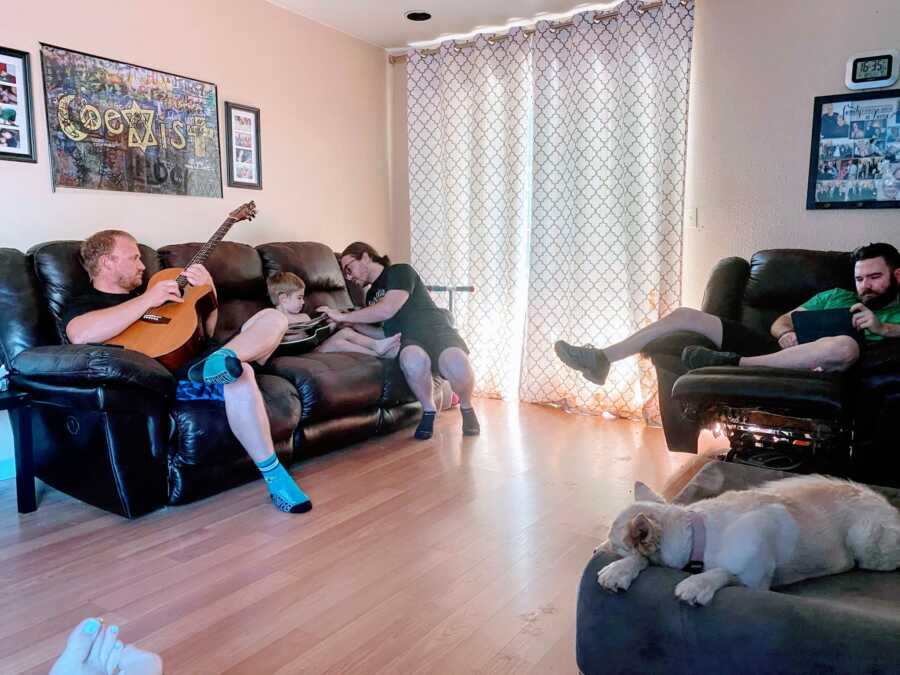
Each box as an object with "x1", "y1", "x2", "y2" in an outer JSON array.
[{"x1": 792, "y1": 308, "x2": 859, "y2": 344}]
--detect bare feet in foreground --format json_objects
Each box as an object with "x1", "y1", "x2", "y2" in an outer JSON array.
[{"x1": 49, "y1": 617, "x2": 163, "y2": 675}]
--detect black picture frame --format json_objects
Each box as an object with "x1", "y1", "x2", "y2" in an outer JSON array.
[
  {"x1": 225, "y1": 102, "x2": 262, "y2": 189},
  {"x1": 807, "y1": 89, "x2": 900, "y2": 210},
  {"x1": 0, "y1": 46, "x2": 37, "y2": 163}
]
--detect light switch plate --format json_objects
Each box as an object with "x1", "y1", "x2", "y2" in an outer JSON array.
[{"x1": 685, "y1": 206, "x2": 700, "y2": 230}]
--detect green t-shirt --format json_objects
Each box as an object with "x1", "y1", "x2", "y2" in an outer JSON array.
[{"x1": 801, "y1": 287, "x2": 900, "y2": 341}]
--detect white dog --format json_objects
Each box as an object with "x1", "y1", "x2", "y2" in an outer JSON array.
[{"x1": 595, "y1": 475, "x2": 900, "y2": 606}]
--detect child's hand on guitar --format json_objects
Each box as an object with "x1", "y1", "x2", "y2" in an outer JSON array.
[
  {"x1": 144, "y1": 280, "x2": 184, "y2": 307},
  {"x1": 182, "y1": 264, "x2": 215, "y2": 290}
]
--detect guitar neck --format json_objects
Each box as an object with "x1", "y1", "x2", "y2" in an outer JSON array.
[{"x1": 175, "y1": 217, "x2": 238, "y2": 289}]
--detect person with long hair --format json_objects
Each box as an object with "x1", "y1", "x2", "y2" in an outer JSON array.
[{"x1": 318, "y1": 242, "x2": 480, "y2": 440}]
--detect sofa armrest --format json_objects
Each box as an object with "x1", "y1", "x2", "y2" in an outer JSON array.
[
  {"x1": 11, "y1": 345, "x2": 175, "y2": 398},
  {"x1": 700, "y1": 256, "x2": 750, "y2": 320}
]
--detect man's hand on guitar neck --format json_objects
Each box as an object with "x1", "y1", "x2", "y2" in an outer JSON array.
[
  {"x1": 181, "y1": 264, "x2": 216, "y2": 298},
  {"x1": 174, "y1": 263, "x2": 219, "y2": 338}
]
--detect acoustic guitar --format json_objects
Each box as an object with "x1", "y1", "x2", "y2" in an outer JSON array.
[{"x1": 104, "y1": 201, "x2": 257, "y2": 371}]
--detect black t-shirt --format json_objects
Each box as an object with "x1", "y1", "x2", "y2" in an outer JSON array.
[
  {"x1": 59, "y1": 288, "x2": 138, "y2": 341},
  {"x1": 365, "y1": 263, "x2": 451, "y2": 337}
]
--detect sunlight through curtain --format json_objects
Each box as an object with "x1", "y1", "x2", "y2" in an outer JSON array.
[
  {"x1": 407, "y1": 29, "x2": 533, "y2": 400},
  {"x1": 407, "y1": 0, "x2": 694, "y2": 422}
]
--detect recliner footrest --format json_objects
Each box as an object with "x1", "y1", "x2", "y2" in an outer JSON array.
[{"x1": 673, "y1": 366, "x2": 848, "y2": 418}]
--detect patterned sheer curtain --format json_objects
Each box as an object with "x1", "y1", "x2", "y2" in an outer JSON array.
[
  {"x1": 407, "y1": 29, "x2": 533, "y2": 399},
  {"x1": 407, "y1": 0, "x2": 694, "y2": 421},
  {"x1": 520, "y1": 0, "x2": 694, "y2": 423}
]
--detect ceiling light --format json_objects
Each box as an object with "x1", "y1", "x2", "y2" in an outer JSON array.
[{"x1": 405, "y1": 10, "x2": 432, "y2": 22}]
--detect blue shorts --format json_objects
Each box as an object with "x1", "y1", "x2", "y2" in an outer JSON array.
[{"x1": 175, "y1": 379, "x2": 225, "y2": 402}]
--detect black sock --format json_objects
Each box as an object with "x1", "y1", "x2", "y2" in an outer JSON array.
[
  {"x1": 461, "y1": 406, "x2": 480, "y2": 436},
  {"x1": 415, "y1": 410, "x2": 436, "y2": 440}
]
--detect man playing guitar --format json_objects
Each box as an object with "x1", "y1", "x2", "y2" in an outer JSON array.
[{"x1": 62, "y1": 210, "x2": 312, "y2": 514}]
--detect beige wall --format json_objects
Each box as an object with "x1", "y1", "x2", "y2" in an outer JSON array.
[
  {"x1": 1, "y1": 0, "x2": 391, "y2": 252},
  {"x1": 684, "y1": 0, "x2": 900, "y2": 304},
  {"x1": 387, "y1": 59, "x2": 411, "y2": 263},
  {"x1": 0, "y1": 0, "x2": 393, "y2": 478}
]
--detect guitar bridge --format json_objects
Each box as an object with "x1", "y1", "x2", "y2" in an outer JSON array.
[{"x1": 139, "y1": 313, "x2": 171, "y2": 324}]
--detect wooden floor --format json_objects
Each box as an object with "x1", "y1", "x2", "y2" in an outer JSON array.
[{"x1": 0, "y1": 399, "x2": 709, "y2": 675}]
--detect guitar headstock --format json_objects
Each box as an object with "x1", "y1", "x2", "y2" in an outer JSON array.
[{"x1": 228, "y1": 201, "x2": 257, "y2": 223}]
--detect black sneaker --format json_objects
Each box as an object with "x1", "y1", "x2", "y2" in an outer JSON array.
[
  {"x1": 681, "y1": 346, "x2": 741, "y2": 370},
  {"x1": 554, "y1": 341, "x2": 610, "y2": 385}
]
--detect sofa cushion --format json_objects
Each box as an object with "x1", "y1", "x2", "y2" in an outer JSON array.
[
  {"x1": 266, "y1": 352, "x2": 385, "y2": 422},
  {"x1": 159, "y1": 241, "x2": 269, "y2": 343},
  {"x1": 30, "y1": 241, "x2": 161, "y2": 342},
  {"x1": 380, "y1": 358, "x2": 417, "y2": 406},
  {"x1": 257, "y1": 242, "x2": 353, "y2": 311}
]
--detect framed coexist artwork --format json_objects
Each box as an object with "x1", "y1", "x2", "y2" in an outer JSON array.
[
  {"x1": 40, "y1": 43, "x2": 222, "y2": 197},
  {"x1": 225, "y1": 102, "x2": 262, "y2": 189},
  {"x1": 0, "y1": 46, "x2": 37, "y2": 162},
  {"x1": 807, "y1": 89, "x2": 900, "y2": 209}
]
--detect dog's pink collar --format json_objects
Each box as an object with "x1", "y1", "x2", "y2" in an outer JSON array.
[{"x1": 687, "y1": 511, "x2": 706, "y2": 572}]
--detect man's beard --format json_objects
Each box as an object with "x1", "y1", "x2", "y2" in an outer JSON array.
[
  {"x1": 117, "y1": 271, "x2": 143, "y2": 292},
  {"x1": 860, "y1": 276, "x2": 899, "y2": 310}
]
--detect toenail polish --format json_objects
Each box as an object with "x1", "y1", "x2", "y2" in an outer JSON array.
[
  {"x1": 84, "y1": 619, "x2": 101, "y2": 634},
  {"x1": 109, "y1": 625, "x2": 119, "y2": 634},
  {"x1": 115, "y1": 640, "x2": 123, "y2": 650}
]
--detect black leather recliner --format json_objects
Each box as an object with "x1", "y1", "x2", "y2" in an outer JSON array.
[
  {"x1": 0, "y1": 240, "x2": 422, "y2": 517},
  {"x1": 646, "y1": 248, "x2": 900, "y2": 483}
]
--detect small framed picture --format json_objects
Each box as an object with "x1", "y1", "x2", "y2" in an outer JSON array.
[
  {"x1": 0, "y1": 46, "x2": 37, "y2": 162},
  {"x1": 225, "y1": 102, "x2": 262, "y2": 189}
]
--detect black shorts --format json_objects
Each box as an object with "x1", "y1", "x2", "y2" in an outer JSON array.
[
  {"x1": 400, "y1": 328, "x2": 469, "y2": 373},
  {"x1": 719, "y1": 318, "x2": 779, "y2": 357}
]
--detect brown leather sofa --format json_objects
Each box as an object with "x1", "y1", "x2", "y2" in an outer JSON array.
[{"x1": 0, "y1": 239, "x2": 422, "y2": 517}]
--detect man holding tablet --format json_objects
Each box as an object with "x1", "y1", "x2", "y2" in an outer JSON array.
[{"x1": 556, "y1": 243, "x2": 900, "y2": 381}]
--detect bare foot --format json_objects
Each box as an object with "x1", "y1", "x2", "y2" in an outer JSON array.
[
  {"x1": 383, "y1": 340, "x2": 401, "y2": 359},
  {"x1": 49, "y1": 618, "x2": 162, "y2": 675},
  {"x1": 119, "y1": 645, "x2": 164, "y2": 675},
  {"x1": 49, "y1": 618, "x2": 106, "y2": 675},
  {"x1": 375, "y1": 333, "x2": 402, "y2": 357}
]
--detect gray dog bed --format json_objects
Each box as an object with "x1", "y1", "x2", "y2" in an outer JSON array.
[{"x1": 576, "y1": 461, "x2": 900, "y2": 675}]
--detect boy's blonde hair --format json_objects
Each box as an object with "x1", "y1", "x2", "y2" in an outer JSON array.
[{"x1": 267, "y1": 271, "x2": 306, "y2": 305}]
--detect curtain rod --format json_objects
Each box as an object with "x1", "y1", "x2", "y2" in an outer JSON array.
[{"x1": 387, "y1": 0, "x2": 688, "y2": 64}]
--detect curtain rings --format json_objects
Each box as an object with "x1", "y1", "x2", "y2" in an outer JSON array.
[
  {"x1": 637, "y1": 1, "x2": 664, "y2": 14},
  {"x1": 592, "y1": 10, "x2": 619, "y2": 23},
  {"x1": 638, "y1": 0, "x2": 690, "y2": 14},
  {"x1": 548, "y1": 20, "x2": 575, "y2": 32}
]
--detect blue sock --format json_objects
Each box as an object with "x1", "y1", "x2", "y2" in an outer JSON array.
[{"x1": 255, "y1": 454, "x2": 312, "y2": 513}]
